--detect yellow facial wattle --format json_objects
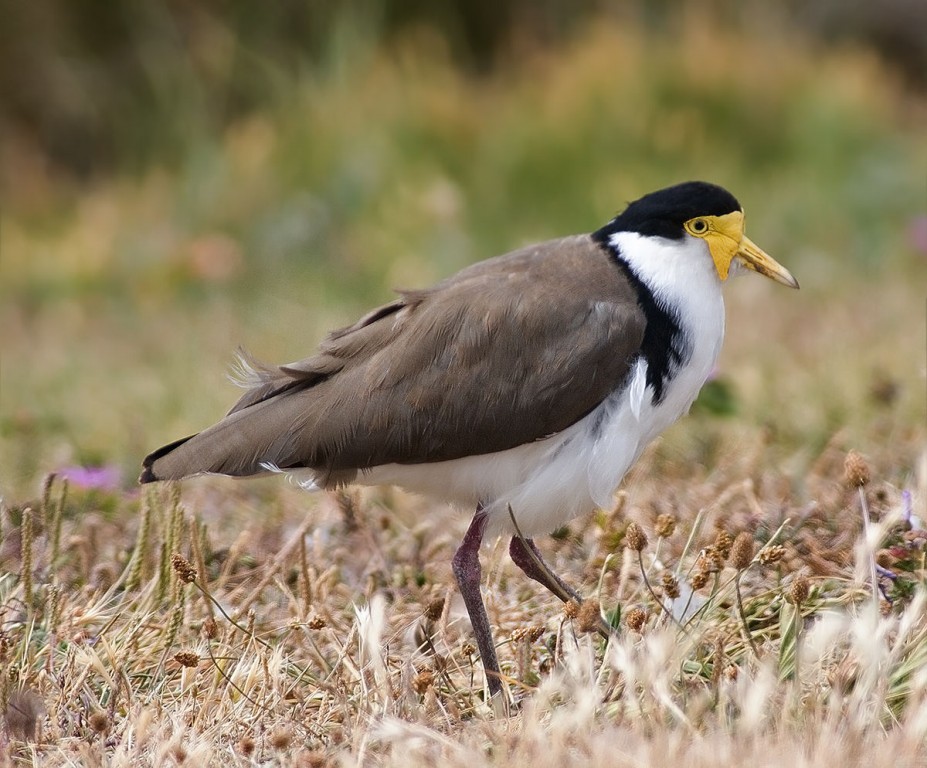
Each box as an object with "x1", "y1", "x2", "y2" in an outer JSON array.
[{"x1": 684, "y1": 211, "x2": 799, "y2": 288}]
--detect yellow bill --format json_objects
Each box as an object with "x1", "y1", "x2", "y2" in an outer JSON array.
[{"x1": 735, "y1": 235, "x2": 800, "y2": 289}]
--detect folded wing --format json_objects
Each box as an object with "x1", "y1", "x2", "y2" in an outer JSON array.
[{"x1": 140, "y1": 235, "x2": 645, "y2": 484}]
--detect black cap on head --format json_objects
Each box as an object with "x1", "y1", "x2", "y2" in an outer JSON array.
[{"x1": 597, "y1": 181, "x2": 742, "y2": 240}]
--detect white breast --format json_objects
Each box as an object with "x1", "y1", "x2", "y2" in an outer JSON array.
[{"x1": 332, "y1": 232, "x2": 725, "y2": 536}]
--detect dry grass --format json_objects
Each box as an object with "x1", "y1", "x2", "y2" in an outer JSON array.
[{"x1": 2, "y1": 427, "x2": 925, "y2": 765}]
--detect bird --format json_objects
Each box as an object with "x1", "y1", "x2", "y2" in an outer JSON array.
[{"x1": 140, "y1": 180, "x2": 798, "y2": 701}]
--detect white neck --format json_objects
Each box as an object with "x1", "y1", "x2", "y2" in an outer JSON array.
[
  {"x1": 608, "y1": 228, "x2": 727, "y2": 412},
  {"x1": 608, "y1": 230, "x2": 723, "y2": 319}
]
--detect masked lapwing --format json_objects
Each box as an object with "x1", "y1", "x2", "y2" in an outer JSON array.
[{"x1": 141, "y1": 180, "x2": 798, "y2": 700}]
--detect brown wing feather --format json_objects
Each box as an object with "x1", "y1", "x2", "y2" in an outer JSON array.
[{"x1": 141, "y1": 235, "x2": 645, "y2": 482}]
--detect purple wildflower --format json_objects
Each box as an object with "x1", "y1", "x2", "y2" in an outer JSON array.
[
  {"x1": 908, "y1": 215, "x2": 927, "y2": 256},
  {"x1": 58, "y1": 465, "x2": 121, "y2": 491}
]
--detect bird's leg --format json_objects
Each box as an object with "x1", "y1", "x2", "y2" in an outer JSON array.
[
  {"x1": 508, "y1": 536, "x2": 582, "y2": 604},
  {"x1": 452, "y1": 508, "x2": 504, "y2": 700},
  {"x1": 509, "y1": 535, "x2": 614, "y2": 640}
]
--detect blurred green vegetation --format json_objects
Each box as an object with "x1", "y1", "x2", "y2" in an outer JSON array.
[
  {"x1": 1, "y1": 5, "x2": 926, "y2": 499},
  {"x1": 3, "y1": 1, "x2": 925, "y2": 179}
]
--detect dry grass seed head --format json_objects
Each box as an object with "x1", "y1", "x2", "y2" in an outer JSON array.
[
  {"x1": 88, "y1": 709, "x2": 110, "y2": 735},
  {"x1": 173, "y1": 651, "x2": 199, "y2": 668},
  {"x1": 626, "y1": 608, "x2": 647, "y2": 632},
  {"x1": 296, "y1": 750, "x2": 334, "y2": 768},
  {"x1": 171, "y1": 553, "x2": 197, "y2": 583},
  {"x1": 237, "y1": 735, "x2": 256, "y2": 757},
  {"x1": 170, "y1": 741, "x2": 188, "y2": 763},
  {"x1": 20, "y1": 506, "x2": 34, "y2": 606},
  {"x1": 511, "y1": 625, "x2": 545, "y2": 643},
  {"x1": 731, "y1": 532, "x2": 755, "y2": 570},
  {"x1": 654, "y1": 513, "x2": 677, "y2": 538},
  {"x1": 844, "y1": 450, "x2": 871, "y2": 488},
  {"x1": 92, "y1": 561, "x2": 118, "y2": 590},
  {"x1": 625, "y1": 522, "x2": 648, "y2": 552},
  {"x1": 661, "y1": 572, "x2": 680, "y2": 599},
  {"x1": 690, "y1": 569, "x2": 710, "y2": 590},
  {"x1": 759, "y1": 544, "x2": 786, "y2": 565},
  {"x1": 201, "y1": 616, "x2": 219, "y2": 640},
  {"x1": 270, "y1": 727, "x2": 293, "y2": 750},
  {"x1": 576, "y1": 600, "x2": 601, "y2": 633},
  {"x1": 308, "y1": 615, "x2": 327, "y2": 630},
  {"x1": 714, "y1": 530, "x2": 734, "y2": 560},
  {"x1": 412, "y1": 669, "x2": 434, "y2": 694},
  {"x1": 786, "y1": 575, "x2": 810, "y2": 605},
  {"x1": 700, "y1": 547, "x2": 724, "y2": 574},
  {"x1": 41, "y1": 472, "x2": 56, "y2": 518}
]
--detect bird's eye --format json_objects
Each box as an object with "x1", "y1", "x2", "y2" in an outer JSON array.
[{"x1": 689, "y1": 218, "x2": 708, "y2": 234}]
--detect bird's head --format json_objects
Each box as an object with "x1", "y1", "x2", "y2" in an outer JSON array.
[{"x1": 609, "y1": 181, "x2": 799, "y2": 288}]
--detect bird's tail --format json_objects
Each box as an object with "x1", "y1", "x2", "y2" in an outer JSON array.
[{"x1": 139, "y1": 395, "x2": 308, "y2": 483}]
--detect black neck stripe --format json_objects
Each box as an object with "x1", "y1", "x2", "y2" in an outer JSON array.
[{"x1": 592, "y1": 231, "x2": 689, "y2": 404}]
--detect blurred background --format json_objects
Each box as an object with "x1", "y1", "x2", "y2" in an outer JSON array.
[{"x1": 2, "y1": 0, "x2": 926, "y2": 500}]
